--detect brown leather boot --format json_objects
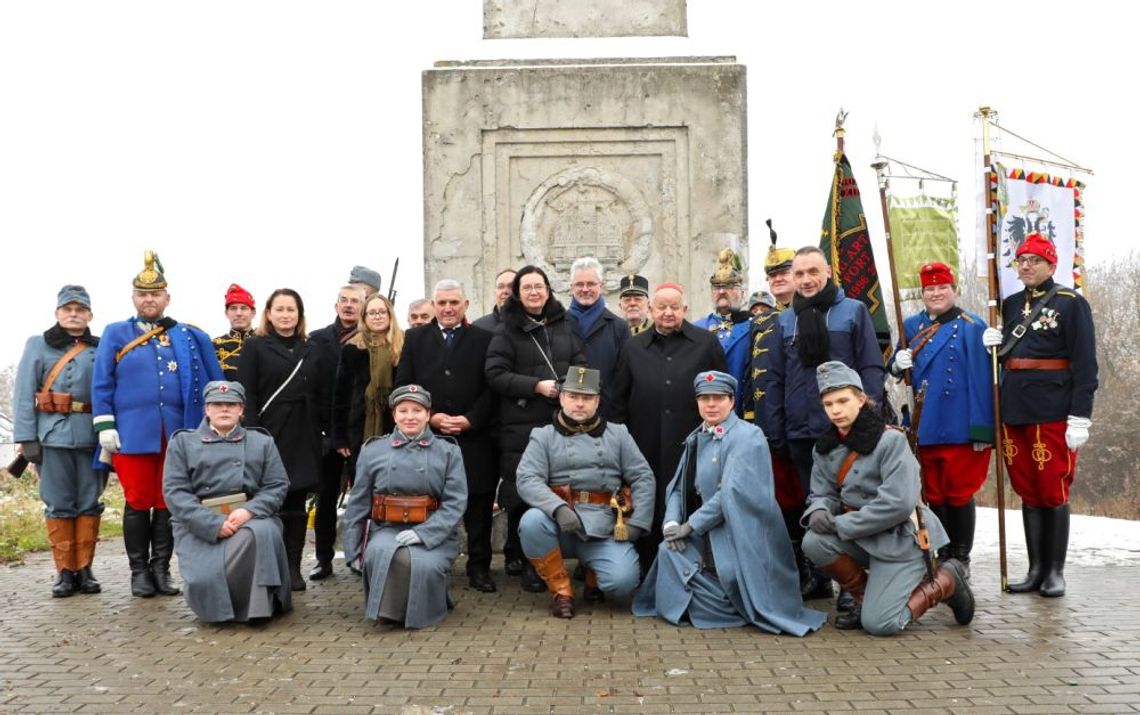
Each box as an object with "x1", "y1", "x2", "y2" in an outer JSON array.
[
  {"x1": 816, "y1": 553, "x2": 868, "y2": 630},
  {"x1": 528, "y1": 548, "x2": 574, "y2": 618},
  {"x1": 46, "y1": 518, "x2": 78, "y2": 598},
  {"x1": 906, "y1": 559, "x2": 974, "y2": 625},
  {"x1": 74, "y1": 515, "x2": 102, "y2": 594}
]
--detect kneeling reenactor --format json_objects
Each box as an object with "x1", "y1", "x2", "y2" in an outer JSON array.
[
  {"x1": 802, "y1": 361, "x2": 974, "y2": 635},
  {"x1": 516, "y1": 367, "x2": 655, "y2": 618}
]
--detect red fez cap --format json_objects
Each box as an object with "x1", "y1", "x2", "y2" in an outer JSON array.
[
  {"x1": 1016, "y1": 233, "x2": 1058, "y2": 265},
  {"x1": 919, "y1": 262, "x2": 955, "y2": 288},
  {"x1": 224, "y1": 283, "x2": 255, "y2": 309}
]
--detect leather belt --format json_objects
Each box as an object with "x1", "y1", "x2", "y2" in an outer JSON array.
[
  {"x1": 1006, "y1": 358, "x2": 1071, "y2": 371},
  {"x1": 35, "y1": 400, "x2": 91, "y2": 413},
  {"x1": 551, "y1": 485, "x2": 614, "y2": 507}
]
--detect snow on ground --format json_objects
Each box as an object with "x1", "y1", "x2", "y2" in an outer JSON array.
[{"x1": 975, "y1": 506, "x2": 1140, "y2": 566}]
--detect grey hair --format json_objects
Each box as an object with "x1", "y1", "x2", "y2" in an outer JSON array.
[
  {"x1": 408, "y1": 298, "x2": 433, "y2": 311},
  {"x1": 570, "y1": 256, "x2": 604, "y2": 283},
  {"x1": 432, "y1": 279, "x2": 465, "y2": 296},
  {"x1": 338, "y1": 284, "x2": 366, "y2": 299}
]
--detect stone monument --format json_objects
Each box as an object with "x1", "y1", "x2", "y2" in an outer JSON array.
[
  {"x1": 484, "y1": 0, "x2": 688, "y2": 39},
  {"x1": 423, "y1": 56, "x2": 746, "y2": 318}
]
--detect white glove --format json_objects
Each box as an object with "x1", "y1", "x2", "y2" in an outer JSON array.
[
  {"x1": 661, "y1": 521, "x2": 680, "y2": 539},
  {"x1": 893, "y1": 348, "x2": 913, "y2": 374},
  {"x1": 98, "y1": 429, "x2": 121, "y2": 454},
  {"x1": 982, "y1": 327, "x2": 1003, "y2": 348},
  {"x1": 1065, "y1": 416, "x2": 1091, "y2": 451},
  {"x1": 394, "y1": 529, "x2": 422, "y2": 547}
]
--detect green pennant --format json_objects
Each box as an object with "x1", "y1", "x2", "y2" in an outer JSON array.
[{"x1": 819, "y1": 151, "x2": 892, "y2": 357}]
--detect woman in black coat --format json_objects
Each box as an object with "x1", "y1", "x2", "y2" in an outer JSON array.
[
  {"x1": 237, "y1": 288, "x2": 329, "y2": 592},
  {"x1": 484, "y1": 265, "x2": 586, "y2": 591},
  {"x1": 332, "y1": 293, "x2": 403, "y2": 465}
]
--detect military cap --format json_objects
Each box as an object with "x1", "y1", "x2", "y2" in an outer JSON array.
[
  {"x1": 389, "y1": 383, "x2": 431, "y2": 409},
  {"x1": 224, "y1": 283, "x2": 255, "y2": 309},
  {"x1": 694, "y1": 370, "x2": 737, "y2": 396},
  {"x1": 132, "y1": 250, "x2": 167, "y2": 290},
  {"x1": 1016, "y1": 233, "x2": 1058, "y2": 265},
  {"x1": 618, "y1": 274, "x2": 650, "y2": 298},
  {"x1": 348, "y1": 265, "x2": 382, "y2": 292},
  {"x1": 57, "y1": 284, "x2": 91, "y2": 309},
  {"x1": 748, "y1": 290, "x2": 776, "y2": 310},
  {"x1": 764, "y1": 219, "x2": 795, "y2": 275},
  {"x1": 816, "y1": 360, "x2": 863, "y2": 395},
  {"x1": 710, "y1": 248, "x2": 745, "y2": 287},
  {"x1": 919, "y1": 262, "x2": 955, "y2": 288},
  {"x1": 561, "y1": 366, "x2": 601, "y2": 395},
  {"x1": 203, "y1": 380, "x2": 246, "y2": 404}
]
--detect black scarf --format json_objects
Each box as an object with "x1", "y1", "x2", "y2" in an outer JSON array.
[
  {"x1": 43, "y1": 323, "x2": 98, "y2": 350},
  {"x1": 792, "y1": 282, "x2": 838, "y2": 368},
  {"x1": 553, "y1": 410, "x2": 606, "y2": 437},
  {"x1": 815, "y1": 403, "x2": 886, "y2": 456}
]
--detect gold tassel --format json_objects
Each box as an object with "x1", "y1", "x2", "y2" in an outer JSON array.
[{"x1": 611, "y1": 495, "x2": 628, "y2": 541}]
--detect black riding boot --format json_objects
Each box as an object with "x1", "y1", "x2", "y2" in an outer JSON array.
[
  {"x1": 929, "y1": 504, "x2": 952, "y2": 563},
  {"x1": 150, "y1": 508, "x2": 181, "y2": 596},
  {"x1": 949, "y1": 501, "x2": 976, "y2": 579},
  {"x1": 282, "y1": 512, "x2": 308, "y2": 592},
  {"x1": 1039, "y1": 505, "x2": 1069, "y2": 597},
  {"x1": 123, "y1": 507, "x2": 156, "y2": 598},
  {"x1": 1008, "y1": 506, "x2": 1047, "y2": 593}
]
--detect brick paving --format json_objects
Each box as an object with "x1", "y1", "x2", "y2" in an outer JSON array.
[{"x1": 2, "y1": 509, "x2": 1138, "y2": 715}]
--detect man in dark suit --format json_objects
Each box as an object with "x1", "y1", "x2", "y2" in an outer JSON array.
[
  {"x1": 395, "y1": 279, "x2": 499, "y2": 592},
  {"x1": 609, "y1": 282, "x2": 727, "y2": 571}
]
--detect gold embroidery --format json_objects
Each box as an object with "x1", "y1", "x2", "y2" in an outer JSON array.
[
  {"x1": 1001, "y1": 425, "x2": 1018, "y2": 464},
  {"x1": 1031, "y1": 424, "x2": 1052, "y2": 471}
]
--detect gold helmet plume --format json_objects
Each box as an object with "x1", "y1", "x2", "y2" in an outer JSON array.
[{"x1": 132, "y1": 250, "x2": 168, "y2": 290}]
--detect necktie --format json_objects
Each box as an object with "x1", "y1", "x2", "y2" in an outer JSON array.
[{"x1": 443, "y1": 328, "x2": 456, "y2": 347}]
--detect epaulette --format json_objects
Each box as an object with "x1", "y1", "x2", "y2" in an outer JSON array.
[
  {"x1": 885, "y1": 424, "x2": 906, "y2": 434},
  {"x1": 959, "y1": 313, "x2": 976, "y2": 324},
  {"x1": 170, "y1": 428, "x2": 194, "y2": 438},
  {"x1": 1056, "y1": 290, "x2": 1077, "y2": 299},
  {"x1": 363, "y1": 435, "x2": 386, "y2": 447}
]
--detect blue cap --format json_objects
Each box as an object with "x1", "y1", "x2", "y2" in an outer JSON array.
[
  {"x1": 348, "y1": 265, "x2": 382, "y2": 292},
  {"x1": 816, "y1": 361, "x2": 863, "y2": 395},
  {"x1": 203, "y1": 380, "x2": 246, "y2": 404},
  {"x1": 57, "y1": 284, "x2": 92, "y2": 309},
  {"x1": 693, "y1": 370, "x2": 737, "y2": 396}
]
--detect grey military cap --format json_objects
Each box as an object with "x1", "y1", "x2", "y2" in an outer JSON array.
[{"x1": 816, "y1": 360, "x2": 863, "y2": 395}]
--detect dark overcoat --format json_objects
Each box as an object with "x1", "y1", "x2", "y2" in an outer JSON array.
[
  {"x1": 394, "y1": 320, "x2": 498, "y2": 495},
  {"x1": 608, "y1": 321, "x2": 726, "y2": 525},
  {"x1": 237, "y1": 332, "x2": 328, "y2": 492},
  {"x1": 573, "y1": 304, "x2": 630, "y2": 410},
  {"x1": 484, "y1": 297, "x2": 586, "y2": 465}
]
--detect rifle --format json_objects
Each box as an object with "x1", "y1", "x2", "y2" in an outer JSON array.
[
  {"x1": 387, "y1": 257, "x2": 400, "y2": 305},
  {"x1": 907, "y1": 380, "x2": 938, "y2": 582}
]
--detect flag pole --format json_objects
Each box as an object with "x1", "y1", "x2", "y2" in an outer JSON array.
[
  {"x1": 980, "y1": 105, "x2": 1009, "y2": 592},
  {"x1": 870, "y1": 155, "x2": 910, "y2": 389}
]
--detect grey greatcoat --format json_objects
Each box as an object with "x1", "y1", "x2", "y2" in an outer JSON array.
[
  {"x1": 341, "y1": 430, "x2": 468, "y2": 628},
  {"x1": 516, "y1": 421, "x2": 655, "y2": 538},
  {"x1": 163, "y1": 421, "x2": 292, "y2": 623},
  {"x1": 802, "y1": 422, "x2": 949, "y2": 635}
]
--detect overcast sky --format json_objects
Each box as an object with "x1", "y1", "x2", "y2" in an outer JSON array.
[{"x1": 0, "y1": 1, "x2": 1128, "y2": 370}]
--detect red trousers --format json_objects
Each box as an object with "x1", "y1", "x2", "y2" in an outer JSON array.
[
  {"x1": 918, "y1": 443, "x2": 991, "y2": 506},
  {"x1": 1001, "y1": 421, "x2": 1076, "y2": 508},
  {"x1": 772, "y1": 449, "x2": 805, "y2": 510},
  {"x1": 112, "y1": 446, "x2": 168, "y2": 510}
]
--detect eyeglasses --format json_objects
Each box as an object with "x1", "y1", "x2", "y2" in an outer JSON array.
[
  {"x1": 519, "y1": 284, "x2": 547, "y2": 294},
  {"x1": 365, "y1": 310, "x2": 389, "y2": 317},
  {"x1": 1015, "y1": 255, "x2": 1046, "y2": 267}
]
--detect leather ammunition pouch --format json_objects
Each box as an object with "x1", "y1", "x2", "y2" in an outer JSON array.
[
  {"x1": 371, "y1": 494, "x2": 439, "y2": 524},
  {"x1": 35, "y1": 391, "x2": 89, "y2": 413}
]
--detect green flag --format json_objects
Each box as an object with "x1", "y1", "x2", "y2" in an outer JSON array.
[
  {"x1": 820, "y1": 151, "x2": 892, "y2": 356},
  {"x1": 889, "y1": 194, "x2": 960, "y2": 295}
]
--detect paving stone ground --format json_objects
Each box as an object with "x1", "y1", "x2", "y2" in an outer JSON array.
[{"x1": 2, "y1": 508, "x2": 1139, "y2": 715}]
